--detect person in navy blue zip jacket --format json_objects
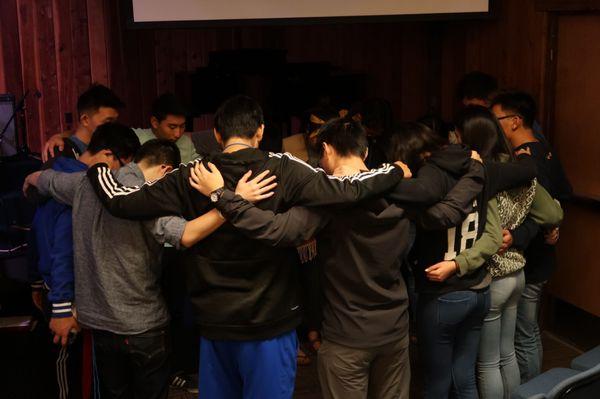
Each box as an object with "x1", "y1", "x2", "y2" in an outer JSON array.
[{"x1": 33, "y1": 156, "x2": 86, "y2": 335}]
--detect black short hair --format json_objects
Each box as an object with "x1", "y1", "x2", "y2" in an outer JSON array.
[
  {"x1": 87, "y1": 122, "x2": 141, "y2": 161},
  {"x1": 214, "y1": 95, "x2": 264, "y2": 142},
  {"x1": 455, "y1": 105, "x2": 512, "y2": 161},
  {"x1": 490, "y1": 91, "x2": 537, "y2": 128},
  {"x1": 151, "y1": 93, "x2": 187, "y2": 122},
  {"x1": 76, "y1": 84, "x2": 124, "y2": 117},
  {"x1": 384, "y1": 122, "x2": 445, "y2": 170},
  {"x1": 457, "y1": 71, "x2": 498, "y2": 102},
  {"x1": 315, "y1": 117, "x2": 368, "y2": 159},
  {"x1": 134, "y1": 139, "x2": 181, "y2": 168}
]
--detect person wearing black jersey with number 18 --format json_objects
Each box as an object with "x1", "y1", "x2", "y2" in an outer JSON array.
[
  {"x1": 389, "y1": 115, "x2": 544, "y2": 399},
  {"x1": 381, "y1": 123, "x2": 491, "y2": 399}
]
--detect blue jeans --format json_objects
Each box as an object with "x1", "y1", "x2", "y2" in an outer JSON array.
[
  {"x1": 477, "y1": 270, "x2": 525, "y2": 399},
  {"x1": 417, "y1": 289, "x2": 490, "y2": 399},
  {"x1": 515, "y1": 281, "x2": 545, "y2": 383},
  {"x1": 198, "y1": 330, "x2": 297, "y2": 399}
]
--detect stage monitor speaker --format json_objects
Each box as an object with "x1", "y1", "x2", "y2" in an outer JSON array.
[{"x1": 0, "y1": 94, "x2": 17, "y2": 157}]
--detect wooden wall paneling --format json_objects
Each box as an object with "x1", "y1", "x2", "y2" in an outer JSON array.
[
  {"x1": 155, "y1": 30, "x2": 174, "y2": 95},
  {"x1": 552, "y1": 14, "x2": 600, "y2": 199},
  {"x1": 236, "y1": 25, "x2": 284, "y2": 49},
  {"x1": 542, "y1": 14, "x2": 559, "y2": 143},
  {"x1": 550, "y1": 203, "x2": 600, "y2": 316},
  {"x1": 399, "y1": 23, "x2": 429, "y2": 120},
  {"x1": 137, "y1": 30, "x2": 157, "y2": 123},
  {"x1": 106, "y1": 0, "x2": 143, "y2": 127},
  {"x1": 105, "y1": 0, "x2": 139, "y2": 126},
  {"x1": 120, "y1": 29, "x2": 143, "y2": 127},
  {"x1": 362, "y1": 24, "x2": 398, "y2": 116},
  {"x1": 36, "y1": 0, "x2": 61, "y2": 141},
  {"x1": 52, "y1": 0, "x2": 74, "y2": 132},
  {"x1": 0, "y1": 0, "x2": 24, "y2": 97},
  {"x1": 86, "y1": 0, "x2": 109, "y2": 84},
  {"x1": 170, "y1": 29, "x2": 190, "y2": 115},
  {"x1": 547, "y1": 13, "x2": 600, "y2": 318},
  {"x1": 502, "y1": 1, "x2": 547, "y2": 118},
  {"x1": 536, "y1": 0, "x2": 600, "y2": 11},
  {"x1": 282, "y1": 24, "x2": 326, "y2": 63},
  {"x1": 0, "y1": 17, "x2": 5, "y2": 93},
  {"x1": 70, "y1": 0, "x2": 91, "y2": 107},
  {"x1": 185, "y1": 30, "x2": 207, "y2": 71},
  {"x1": 438, "y1": 23, "x2": 466, "y2": 121},
  {"x1": 437, "y1": 0, "x2": 548, "y2": 126},
  {"x1": 424, "y1": 23, "x2": 443, "y2": 117},
  {"x1": 260, "y1": 26, "x2": 285, "y2": 49},
  {"x1": 171, "y1": 30, "x2": 189, "y2": 76},
  {"x1": 238, "y1": 26, "x2": 263, "y2": 48},
  {"x1": 16, "y1": 0, "x2": 43, "y2": 152},
  {"x1": 282, "y1": 23, "x2": 415, "y2": 117},
  {"x1": 104, "y1": 0, "x2": 121, "y2": 91},
  {"x1": 215, "y1": 27, "x2": 236, "y2": 51}
]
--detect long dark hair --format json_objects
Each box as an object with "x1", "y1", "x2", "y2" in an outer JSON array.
[
  {"x1": 455, "y1": 105, "x2": 513, "y2": 161},
  {"x1": 384, "y1": 122, "x2": 446, "y2": 171}
]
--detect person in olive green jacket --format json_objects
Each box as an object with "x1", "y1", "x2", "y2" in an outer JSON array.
[{"x1": 452, "y1": 184, "x2": 563, "y2": 277}]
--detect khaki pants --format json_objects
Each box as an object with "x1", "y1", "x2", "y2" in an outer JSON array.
[{"x1": 317, "y1": 337, "x2": 410, "y2": 399}]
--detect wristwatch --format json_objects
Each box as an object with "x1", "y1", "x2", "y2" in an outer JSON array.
[{"x1": 209, "y1": 187, "x2": 225, "y2": 203}]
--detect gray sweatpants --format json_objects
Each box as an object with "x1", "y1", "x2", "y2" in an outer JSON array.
[{"x1": 317, "y1": 337, "x2": 410, "y2": 399}]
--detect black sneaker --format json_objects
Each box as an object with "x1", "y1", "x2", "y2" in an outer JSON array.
[
  {"x1": 183, "y1": 373, "x2": 199, "y2": 394},
  {"x1": 170, "y1": 372, "x2": 199, "y2": 394}
]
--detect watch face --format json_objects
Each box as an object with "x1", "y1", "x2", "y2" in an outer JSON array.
[{"x1": 210, "y1": 192, "x2": 218, "y2": 202}]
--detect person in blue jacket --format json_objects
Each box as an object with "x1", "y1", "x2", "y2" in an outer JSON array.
[{"x1": 33, "y1": 155, "x2": 86, "y2": 342}]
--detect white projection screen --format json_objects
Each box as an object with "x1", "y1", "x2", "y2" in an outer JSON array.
[{"x1": 131, "y1": 0, "x2": 490, "y2": 24}]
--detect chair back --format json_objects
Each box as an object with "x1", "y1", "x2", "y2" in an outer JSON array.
[{"x1": 549, "y1": 363, "x2": 600, "y2": 399}]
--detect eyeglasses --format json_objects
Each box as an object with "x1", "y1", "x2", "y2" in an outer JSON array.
[{"x1": 497, "y1": 114, "x2": 520, "y2": 121}]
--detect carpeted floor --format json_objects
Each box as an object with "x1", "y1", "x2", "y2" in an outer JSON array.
[{"x1": 168, "y1": 332, "x2": 582, "y2": 398}]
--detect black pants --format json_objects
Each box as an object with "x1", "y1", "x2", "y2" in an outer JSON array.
[
  {"x1": 41, "y1": 289, "x2": 83, "y2": 399},
  {"x1": 53, "y1": 335, "x2": 83, "y2": 399},
  {"x1": 92, "y1": 328, "x2": 171, "y2": 399},
  {"x1": 161, "y1": 247, "x2": 199, "y2": 375}
]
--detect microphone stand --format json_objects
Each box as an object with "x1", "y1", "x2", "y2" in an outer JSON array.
[{"x1": 0, "y1": 90, "x2": 31, "y2": 157}]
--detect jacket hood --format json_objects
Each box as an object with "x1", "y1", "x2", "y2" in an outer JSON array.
[
  {"x1": 52, "y1": 156, "x2": 87, "y2": 173},
  {"x1": 426, "y1": 144, "x2": 472, "y2": 178}
]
